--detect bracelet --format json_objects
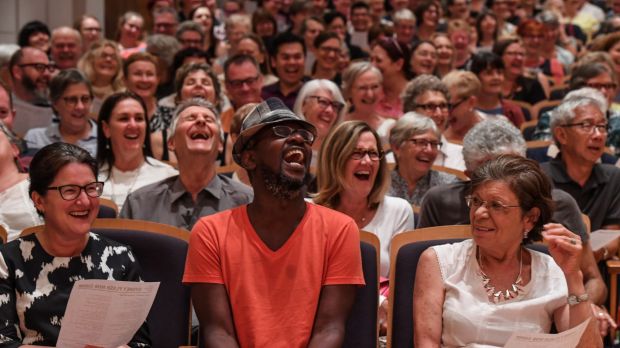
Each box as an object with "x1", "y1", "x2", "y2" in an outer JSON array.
[{"x1": 567, "y1": 293, "x2": 589, "y2": 306}]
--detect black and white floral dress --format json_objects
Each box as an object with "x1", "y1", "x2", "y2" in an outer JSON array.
[{"x1": 0, "y1": 233, "x2": 151, "y2": 347}]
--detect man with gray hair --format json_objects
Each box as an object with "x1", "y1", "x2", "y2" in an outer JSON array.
[
  {"x1": 542, "y1": 88, "x2": 620, "y2": 234},
  {"x1": 120, "y1": 98, "x2": 253, "y2": 230},
  {"x1": 176, "y1": 21, "x2": 205, "y2": 50},
  {"x1": 50, "y1": 27, "x2": 82, "y2": 70},
  {"x1": 418, "y1": 118, "x2": 612, "y2": 334},
  {"x1": 152, "y1": 6, "x2": 179, "y2": 36}
]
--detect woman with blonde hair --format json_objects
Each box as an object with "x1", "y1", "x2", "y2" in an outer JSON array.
[
  {"x1": 315, "y1": 120, "x2": 414, "y2": 278},
  {"x1": 78, "y1": 39, "x2": 125, "y2": 116}
]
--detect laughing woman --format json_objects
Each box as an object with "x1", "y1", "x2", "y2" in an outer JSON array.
[
  {"x1": 24, "y1": 69, "x2": 98, "y2": 157},
  {"x1": 0, "y1": 142, "x2": 151, "y2": 346},
  {"x1": 97, "y1": 92, "x2": 177, "y2": 208},
  {"x1": 315, "y1": 120, "x2": 414, "y2": 278}
]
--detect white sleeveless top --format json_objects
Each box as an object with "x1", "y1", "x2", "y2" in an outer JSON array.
[{"x1": 432, "y1": 239, "x2": 568, "y2": 348}]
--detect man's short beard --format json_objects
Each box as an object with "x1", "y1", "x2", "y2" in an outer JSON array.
[
  {"x1": 260, "y1": 165, "x2": 309, "y2": 200},
  {"x1": 22, "y1": 75, "x2": 49, "y2": 101}
]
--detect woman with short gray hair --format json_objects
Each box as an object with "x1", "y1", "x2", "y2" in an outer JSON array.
[
  {"x1": 293, "y1": 79, "x2": 346, "y2": 164},
  {"x1": 388, "y1": 113, "x2": 458, "y2": 205}
]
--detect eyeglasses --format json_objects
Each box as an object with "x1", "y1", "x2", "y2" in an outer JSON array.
[
  {"x1": 561, "y1": 121, "x2": 609, "y2": 134},
  {"x1": 63, "y1": 95, "x2": 93, "y2": 107},
  {"x1": 227, "y1": 75, "x2": 260, "y2": 88},
  {"x1": 504, "y1": 51, "x2": 525, "y2": 57},
  {"x1": 450, "y1": 98, "x2": 467, "y2": 110},
  {"x1": 180, "y1": 39, "x2": 203, "y2": 46},
  {"x1": 19, "y1": 63, "x2": 57, "y2": 73},
  {"x1": 350, "y1": 149, "x2": 383, "y2": 161},
  {"x1": 406, "y1": 138, "x2": 442, "y2": 150},
  {"x1": 586, "y1": 82, "x2": 618, "y2": 90},
  {"x1": 319, "y1": 46, "x2": 341, "y2": 55},
  {"x1": 271, "y1": 125, "x2": 315, "y2": 144},
  {"x1": 308, "y1": 95, "x2": 345, "y2": 112},
  {"x1": 414, "y1": 103, "x2": 450, "y2": 112},
  {"x1": 83, "y1": 27, "x2": 102, "y2": 32},
  {"x1": 465, "y1": 195, "x2": 520, "y2": 213},
  {"x1": 47, "y1": 182, "x2": 104, "y2": 200}
]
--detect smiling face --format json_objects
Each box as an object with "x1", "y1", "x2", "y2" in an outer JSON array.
[
  {"x1": 609, "y1": 41, "x2": 620, "y2": 76},
  {"x1": 586, "y1": 73, "x2": 617, "y2": 106},
  {"x1": 80, "y1": 17, "x2": 102, "y2": 47},
  {"x1": 51, "y1": 32, "x2": 81, "y2": 70},
  {"x1": 302, "y1": 89, "x2": 341, "y2": 140},
  {"x1": 502, "y1": 42, "x2": 525, "y2": 77},
  {"x1": 478, "y1": 67, "x2": 504, "y2": 95},
  {"x1": 180, "y1": 70, "x2": 216, "y2": 103},
  {"x1": 370, "y1": 45, "x2": 402, "y2": 77},
  {"x1": 395, "y1": 19, "x2": 416, "y2": 44},
  {"x1": 422, "y1": 4, "x2": 439, "y2": 28},
  {"x1": 94, "y1": 45, "x2": 120, "y2": 82},
  {"x1": 350, "y1": 70, "x2": 383, "y2": 113},
  {"x1": 272, "y1": 42, "x2": 305, "y2": 87},
  {"x1": 470, "y1": 180, "x2": 536, "y2": 251},
  {"x1": 28, "y1": 31, "x2": 50, "y2": 52},
  {"x1": 0, "y1": 129, "x2": 19, "y2": 169},
  {"x1": 414, "y1": 90, "x2": 449, "y2": 130},
  {"x1": 120, "y1": 16, "x2": 144, "y2": 45},
  {"x1": 102, "y1": 98, "x2": 146, "y2": 157},
  {"x1": 125, "y1": 60, "x2": 159, "y2": 101},
  {"x1": 317, "y1": 38, "x2": 342, "y2": 70},
  {"x1": 343, "y1": 131, "x2": 380, "y2": 197},
  {"x1": 53, "y1": 83, "x2": 92, "y2": 132},
  {"x1": 555, "y1": 104, "x2": 607, "y2": 166},
  {"x1": 225, "y1": 61, "x2": 263, "y2": 108},
  {"x1": 192, "y1": 7, "x2": 214, "y2": 32},
  {"x1": 433, "y1": 36, "x2": 454, "y2": 66},
  {"x1": 0, "y1": 88, "x2": 16, "y2": 129},
  {"x1": 411, "y1": 42, "x2": 438, "y2": 75},
  {"x1": 31, "y1": 162, "x2": 100, "y2": 239},
  {"x1": 393, "y1": 129, "x2": 440, "y2": 176},
  {"x1": 169, "y1": 105, "x2": 221, "y2": 161}
]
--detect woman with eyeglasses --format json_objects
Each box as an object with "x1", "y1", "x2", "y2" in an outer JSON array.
[
  {"x1": 414, "y1": 154, "x2": 600, "y2": 347},
  {"x1": 388, "y1": 113, "x2": 458, "y2": 206},
  {"x1": 0, "y1": 121, "x2": 42, "y2": 242},
  {"x1": 77, "y1": 39, "x2": 125, "y2": 117},
  {"x1": 314, "y1": 120, "x2": 414, "y2": 335},
  {"x1": 293, "y1": 79, "x2": 346, "y2": 165},
  {"x1": 116, "y1": 11, "x2": 146, "y2": 59},
  {"x1": 518, "y1": 19, "x2": 565, "y2": 87},
  {"x1": 24, "y1": 69, "x2": 98, "y2": 157},
  {"x1": 97, "y1": 91, "x2": 177, "y2": 208},
  {"x1": 0, "y1": 142, "x2": 151, "y2": 346},
  {"x1": 342, "y1": 62, "x2": 395, "y2": 144},
  {"x1": 370, "y1": 38, "x2": 411, "y2": 119}
]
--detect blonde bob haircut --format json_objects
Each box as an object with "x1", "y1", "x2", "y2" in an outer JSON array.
[
  {"x1": 314, "y1": 120, "x2": 389, "y2": 210},
  {"x1": 77, "y1": 39, "x2": 125, "y2": 93},
  {"x1": 442, "y1": 70, "x2": 480, "y2": 99}
]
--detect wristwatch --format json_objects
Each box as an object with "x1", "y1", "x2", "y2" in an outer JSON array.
[{"x1": 567, "y1": 293, "x2": 589, "y2": 306}]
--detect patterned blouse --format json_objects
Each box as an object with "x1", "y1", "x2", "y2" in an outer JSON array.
[
  {"x1": 0, "y1": 233, "x2": 151, "y2": 347},
  {"x1": 389, "y1": 169, "x2": 459, "y2": 206},
  {"x1": 149, "y1": 105, "x2": 175, "y2": 133}
]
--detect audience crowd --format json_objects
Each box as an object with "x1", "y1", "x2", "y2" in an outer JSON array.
[{"x1": 1, "y1": 0, "x2": 620, "y2": 345}]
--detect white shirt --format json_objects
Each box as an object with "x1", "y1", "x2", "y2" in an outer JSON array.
[
  {"x1": 361, "y1": 196, "x2": 415, "y2": 277},
  {"x1": 434, "y1": 135, "x2": 466, "y2": 171},
  {"x1": 0, "y1": 179, "x2": 42, "y2": 241},
  {"x1": 99, "y1": 157, "x2": 178, "y2": 208},
  {"x1": 434, "y1": 239, "x2": 567, "y2": 347}
]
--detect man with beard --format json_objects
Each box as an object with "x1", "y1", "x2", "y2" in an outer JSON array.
[
  {"x1": 120, "y1": 98, "x2": 253, "y2": 230},
  {"x1": 8, "y1": 47, "x2": 55, "y2": 135},
  {"x1": 184, "y1": 98, "x2": 364, "y2": 347}
]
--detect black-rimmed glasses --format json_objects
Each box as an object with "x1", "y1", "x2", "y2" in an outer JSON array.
[
  {"x1": 271, "y1": 125, "x2": 315, "y2": 144},
  {"x1": 47, "y1": 182, "x2": 104, "y2": 200},
  {"x1": 307, "y1": 95, "x2": 345, "y2": 113},
  {"x1": 350, "y1": 149, "x2": 383, "y2": 161},
  {"x1": 19, "y1": 63, "x2": 57, "y2": 73}
]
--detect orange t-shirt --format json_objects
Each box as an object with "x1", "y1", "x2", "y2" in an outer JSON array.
[{"x1": 183, "y1": 203, "x2": 365, "y2": 348}]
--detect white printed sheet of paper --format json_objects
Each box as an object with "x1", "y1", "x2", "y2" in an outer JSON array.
[
  {"x1": 589, "y1": 230, "x2": 620, "y2": 252},
  {"x1": 504, "y1": 317, "x2": 591, "y2": 348},
  {"x1": 56, "y1": 279, "x2": 160, "y2": 348}
]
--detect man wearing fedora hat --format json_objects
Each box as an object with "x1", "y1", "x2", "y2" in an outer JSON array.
[{"x1": 183, "y1": 98, "x2": 365, "y2": 347}]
